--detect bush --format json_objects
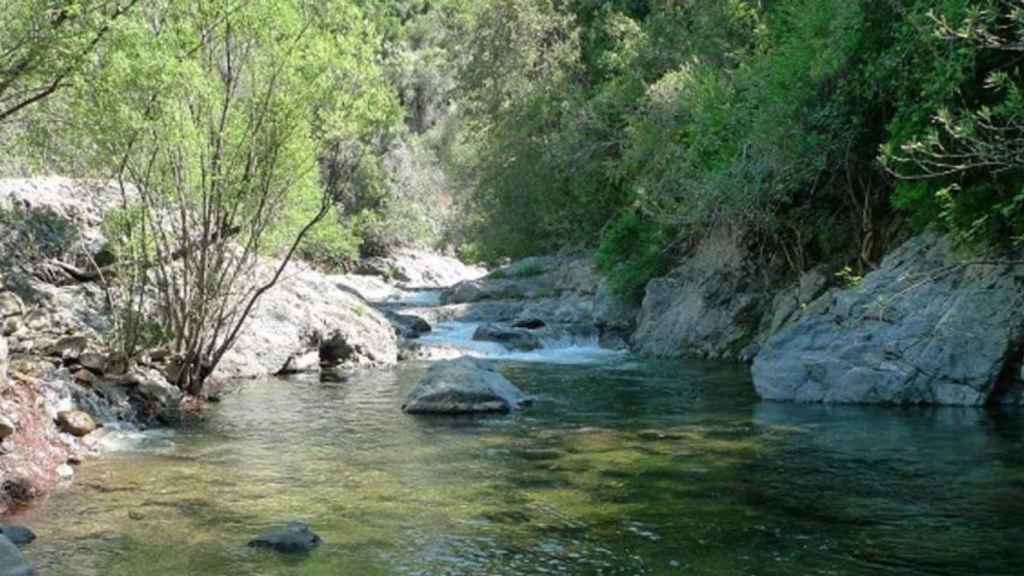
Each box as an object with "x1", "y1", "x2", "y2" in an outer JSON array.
[{"x1": 594, "y1": 211, "x2": 668, "y2": 304}]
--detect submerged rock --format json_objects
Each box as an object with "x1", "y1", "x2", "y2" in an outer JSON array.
[
  {"x1": 0, "y1": 525, "x2": 35, "y2": 546},
  {"x1": 248, "y1": 522, "x2": 321, "y2": 553},
  {"x1": 403, "y1": 358, "x2": 527, "y2": 414},
  {"x1": 753, "y1": 233, "x2": 1024, "y2": 405},
  {"x1": 56, "y1": 410, "x2": 96, "y2": 437},
  {"x1": 0, "y1": 534, "x2": 31, "y2": 576}
]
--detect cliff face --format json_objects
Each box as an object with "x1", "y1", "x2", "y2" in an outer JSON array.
[
  {"x1": 622, "y1": 230, "x2": 1024, "y2": 406},
  {"x1": 753, "y1": 233, "x2": 1024, "y2": 405}
]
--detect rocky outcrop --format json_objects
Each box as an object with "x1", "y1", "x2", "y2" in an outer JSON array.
[
  {"x1": 356, "y1": 248, "x2": 485, "y2": 288},
  {"x1": 215, "y1": 263, "x2": 399, "y2": 380},
  {"x1": 248, "y1": 522, "x2": 322, "y2": 554},
  {"x1": 753, "y1": 233, "x2": 1024, "y2": 405},
  {"x1": 632, "y1": 231, "x2": 768, "y2": 360},
  {"x1": 402, "y1": 358, "x2": 528, "y2": 414}
]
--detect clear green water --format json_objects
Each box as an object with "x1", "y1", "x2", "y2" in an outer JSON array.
[{"x1": 12, "y1": 358, "x2": 1024, "y2": 575}]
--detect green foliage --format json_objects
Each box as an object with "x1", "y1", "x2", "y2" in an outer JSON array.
[{"x1": 595, "y1": 211, "x2": 667, "y2": 303}]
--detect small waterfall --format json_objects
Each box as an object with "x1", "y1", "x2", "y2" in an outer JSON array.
[{"x1": 419, "y1": 321, "x2": 625, "y2": 365}]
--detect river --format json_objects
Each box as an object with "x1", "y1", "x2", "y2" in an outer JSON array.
[{"x1": 12, "y1": 297, "x2": 1024, "y2": 575}]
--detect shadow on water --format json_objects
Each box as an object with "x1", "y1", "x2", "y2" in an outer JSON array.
[{"x1": 14, "y1": 357, "x2": 1024, "y2": 575}]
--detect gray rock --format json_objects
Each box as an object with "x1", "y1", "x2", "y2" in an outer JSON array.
[
  {"x1": 128, "y1": 367, "x2": 183, "y2": 422},
  {"x1": 56, "y1": 410, "x2": 96, "y2": 437},
  {"x1": 215, "y1": 262, "x2": 398, "y2": 379},
  {"x1": 472, "y1": 323, "x2": 542, "y2": 351},
  {"x1": 356, "y1": 248, "x2": 486, "y2": 289},
  {"x1": 385, "y1": 311, "x2": 432, "y2": 339},
  {"x1": 0, "y1": 293, "x2": 23, "y2": 319},
  {"x1": 248, "y1": 522, "x2": 321, "y2": 553},
  {"x1": 442, "y1": 255, "x2": 599, "y2": 305},
  {"x1": 633, "y1": 231, "x2": 765, "y2": 360},
  {"x1": 403, "y1": 358, "x2": 527, "y2": 414},
  {"x1": 592, "y1": 281, "x2": 639, "y2": 332},
  {"x1": 0, "y1": 534, "x2": 31, "y2": 576},
  {"x1": 0, "y1": 525, "x2": 35, "y2": 546},
  {"x1": 753, "y1": 233, "x2": 1024, "y2": 405},
  {"x1": 77, "y1": 352, "x2": 108, "y2": 374}
]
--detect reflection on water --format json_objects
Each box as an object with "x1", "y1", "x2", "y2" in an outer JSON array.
[{"x1": 12, "y1": 358, "x2": 1024, "y2": 575}]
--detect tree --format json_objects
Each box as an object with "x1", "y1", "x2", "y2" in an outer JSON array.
[
  {"x1": 75, "y1": 0, "x2": 398, "y2": 393},
  {"x1": 0, "y1": 0, "x2": 139, "y2": 124}
]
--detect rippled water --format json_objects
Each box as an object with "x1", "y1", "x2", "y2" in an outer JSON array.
[{"x1": 12, "y1": 356, "x2": 1024, "y2": 575}]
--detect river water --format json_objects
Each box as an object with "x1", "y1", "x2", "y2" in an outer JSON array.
[{"x1": 13, "y1": 310, "x2": 1024, "y2": 575}]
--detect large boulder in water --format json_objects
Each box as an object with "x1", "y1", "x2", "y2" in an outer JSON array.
[
  {"x1": 0, "y1": 534, "x2": 31, "y2": 576},
  {"x1": 753, "y1": 233, "x2": 1024, "y2": 405},
  {"x1": 248, "y1": 522, "x2": 321, "y2": 553},
  {"x1": 402, "y1": 358, "x2": 527, "y2": 414}
]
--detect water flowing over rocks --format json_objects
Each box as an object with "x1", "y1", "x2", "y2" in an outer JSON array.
[
  {"x1": 433, "y1": 255, "x2": 634, "y2": 352},
  {"x1": 402, "y1": 358, "x2": 528, "y2": 414},
  {"x1": 753, "y1": 233, "x2": 1024, "y2": 405}
]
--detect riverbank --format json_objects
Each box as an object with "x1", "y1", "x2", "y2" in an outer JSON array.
[{"x1": 0, "y1": 177, "x2": 484, "y2": 514}]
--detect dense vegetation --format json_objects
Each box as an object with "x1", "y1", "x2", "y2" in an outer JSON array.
[
  {"x1": 442, "y1": 0, "x2": 1024, "y2": 299},
  {"x1": 4, "y1": 0, "x2": 1024, "y2": 379}
]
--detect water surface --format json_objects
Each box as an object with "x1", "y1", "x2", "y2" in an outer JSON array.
[{"x1": 15, "y1": 357, "x2": 1024, "y2": 575}]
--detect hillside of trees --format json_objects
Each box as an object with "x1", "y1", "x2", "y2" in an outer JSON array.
[{"x1": 4, "y1": 0, "x2": 1024, "y2": 300}]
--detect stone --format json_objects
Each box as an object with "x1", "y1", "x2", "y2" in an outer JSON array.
[
  {"x1": 0, "y1": 293, "x2": 23, "y2": 319},
  {"x1": 0, "y1": 525, "x2": 36, "y2": 546},
  {"x1": 355, "y1": 248, "x2": 486, "y2": 289},
  {"x1": 592, "y1": 281, "x2": 638, "y2": 332},
  {"x1": 248, "y1": 522, "x2": 322, "y2": 554},
  {"x1": 385, "y1": 311, "x2": 432, "y2": 339},
  {"x1": 0, "y1": 534, "x2": 31, "y2": 576},
  {"x1": 632, "y1": 230, "x2": 766, "y2": 360},
  {"x1": 0, "y1": 415, "x2": 15, "y2": 441},
  {"x1": 77, "y1": 352, "x2": 107, "y2": 374},
  {"x1": 753, "y1": 233, "x2": 1024, "y2": 405},
  {"x1": 47, "y1": 336, "x2": 89, "y2": 362},
  {"x1": 402, "y1": 358, "x2": 528, "y2": 414},
  {"x1": 73, "y1": 368, "x2": 100, "y2": 386},
  {"x1": 511, "y1": 318, "x2": 545, "y2": 330},
  {"x1": 118, "y1": 367, "x2": 183, "y2": 423},
  {"x1": 56, "y1": 464, "x2": 74, "y2": 480},
  {"x1": 56, "y1": 410, "x2": 96, "y2": 437},
  {"x1": 215, "y1": 261, "x2": 398, "y2": 379},
  {"x1": 472, "y1": 323, "x2": 542, "y2": 352}
]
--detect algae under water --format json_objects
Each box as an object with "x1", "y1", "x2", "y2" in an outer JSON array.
[{"x1": 14, "y1": 358, "x2": 1024, "y2": 575}]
